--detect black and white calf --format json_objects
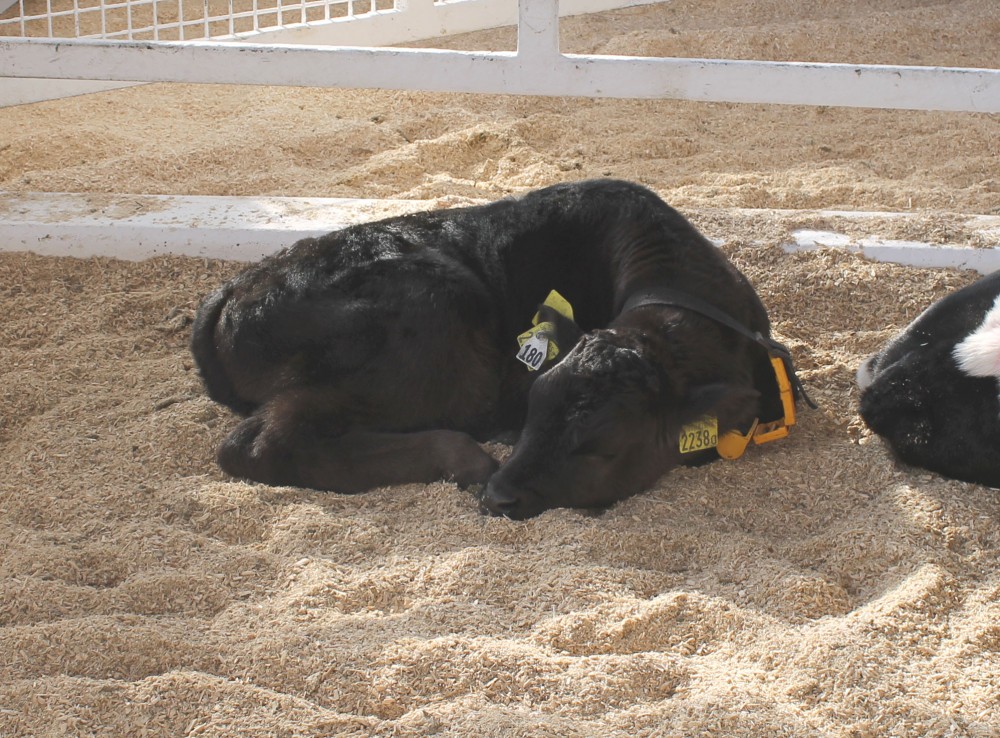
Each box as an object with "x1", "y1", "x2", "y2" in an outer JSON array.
[
  {"x1": 192, "y1": 179, "x2": 804, "y2": 518},
  {"x1": 857, "y1": 270, "x2": 1000, "y2": 487}
]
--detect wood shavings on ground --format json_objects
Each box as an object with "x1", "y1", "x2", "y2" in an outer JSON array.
[{"x1": 2, "y1": 230, "x2": 998, "y2": 736}]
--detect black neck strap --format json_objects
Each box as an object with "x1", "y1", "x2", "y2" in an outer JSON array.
[{"x1": 621, "y1": 288, "x2": 817, "y2": 409}]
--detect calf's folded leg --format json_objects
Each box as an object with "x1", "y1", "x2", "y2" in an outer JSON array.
[{"x1": 216, "y1": 410, "x2": 499, "y2": 492}]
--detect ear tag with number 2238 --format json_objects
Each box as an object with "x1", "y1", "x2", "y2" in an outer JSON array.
[{"x1": 679, "y1": 415, "x2": 719, "y2": 454}]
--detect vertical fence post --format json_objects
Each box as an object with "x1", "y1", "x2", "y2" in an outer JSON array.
[
  {"x1": 397, "y1": 0, "x2": 435, "y2": 17},
  {"x1": 517, "y1": 0, "x2": 560, "y2": 61},
  {"x1": 394, "y1": 0, "x2": 443, "y2": 42}
]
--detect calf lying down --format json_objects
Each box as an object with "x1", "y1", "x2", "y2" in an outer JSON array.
[
  {"x1": 858, "y1": 270, "x2": 1000, "y2": 488},
  {"x1": 192, "y1": 179, "x2": 806, "y2": 518}
]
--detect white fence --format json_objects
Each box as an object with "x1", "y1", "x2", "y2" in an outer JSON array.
[
  {"x1": 2, "y1": 0, "x2": 999, "y2": 268},
  {"x1": 2, "y1": 0, "x2": 999, "y2": 112},
  {"x1": 0, "y1": 0, "x2": 667, "y2": 105}
]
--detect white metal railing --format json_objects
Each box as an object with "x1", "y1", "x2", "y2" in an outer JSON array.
[
  {"x1": 0, "y1": 0, "x2": 636, "y2": 42},
  {"x1": 0, "y1": 0, "x2": 394, "y2": 41},
  {"x1": 0, "y1": 0, "x2": 998, "y2": 112}
]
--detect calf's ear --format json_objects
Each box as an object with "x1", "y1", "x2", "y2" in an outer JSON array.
[
  {"x1": 536, "y1": 304, "x2": 584, "y2": 356},
  {"x1": 680, "y1": 383, "x2": 761, "y2": 428},
  {"x1": 953, "y1": 303, "x2": 1000, "y2": 378}
]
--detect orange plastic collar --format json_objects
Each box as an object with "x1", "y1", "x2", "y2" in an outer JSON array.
[{"x1": 716, "y1": 356, "x2": 797, "y2": 460}]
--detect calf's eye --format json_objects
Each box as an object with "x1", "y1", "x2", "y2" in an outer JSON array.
[{"x1": 570, "y1": 440, "x2": 618, "y2": 460}]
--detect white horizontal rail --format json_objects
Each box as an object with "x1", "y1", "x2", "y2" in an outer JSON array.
[
  {"x1": 3, "y1": 36, "x2": 999, "y2": 111},
  {"x1": 4, "y1": 0, "x2": 1000, "y2": 112}
]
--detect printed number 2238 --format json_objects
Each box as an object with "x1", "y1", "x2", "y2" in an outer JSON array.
[{"x1": 679, "y1": 417, "x2": 718, "y2": 454}]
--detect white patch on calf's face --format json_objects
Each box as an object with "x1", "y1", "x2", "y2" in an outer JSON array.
[{"x1": 953, "y1": 295, "x2": 1000, "y2": 378}]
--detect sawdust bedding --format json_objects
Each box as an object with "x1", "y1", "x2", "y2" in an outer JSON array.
[{"x1": 2, "y1": 1, "x2": 1000, "y2": 736}]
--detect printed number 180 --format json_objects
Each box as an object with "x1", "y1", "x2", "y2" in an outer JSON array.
[{"x1": 517, "y1": 342, "x2": 546, "y2": 370}]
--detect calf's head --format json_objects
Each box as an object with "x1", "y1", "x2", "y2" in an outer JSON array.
[
  {"x1": 481, "y1": 330, "x2": 760, "y2": 519},
  {"x1": 857, "y1": 301, "x2": 1000, "y2": 487}
]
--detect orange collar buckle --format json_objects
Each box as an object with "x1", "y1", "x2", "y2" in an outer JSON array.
[
  {"x1": 717, "y1": 355, "x2": 797, "y2": 460},
  {"x1": 753, "y1": 355, "x2": 797, "y2": 445}
]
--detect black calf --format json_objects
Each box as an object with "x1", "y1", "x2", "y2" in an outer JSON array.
[{"x1": 192, "y1": 179, "x2": 800, "y2": 518}]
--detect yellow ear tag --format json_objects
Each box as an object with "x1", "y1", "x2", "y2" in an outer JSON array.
[
  {"x1": 516, "y1": 322, "x2": 557, "y2": 370},
  {"x1": 538, "y1": 289, "x2": 574, "y2": 322},
  {"x1": 679, "y1": 415, "x2": 719, "y2": 454},
  {"x1": 516, "y1": 290, "x2": 575, "y2": 372}
]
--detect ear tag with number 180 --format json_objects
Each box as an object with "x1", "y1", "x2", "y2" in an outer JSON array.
[{"x1": 516, "y1": 329, "x2": 551, "y2": 371}]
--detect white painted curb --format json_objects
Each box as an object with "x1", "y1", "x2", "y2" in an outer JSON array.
[
  {"x1": 0, "y1": 192, "x2": 430, "y2": 261},
  {"x1": 2, "y1": 191, "x2": 999, "y2": 271},
  {"x1": 787, "y1": 216, "x2": 1000, "y2": 274}
]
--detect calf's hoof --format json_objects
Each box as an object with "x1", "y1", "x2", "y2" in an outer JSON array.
[{"x1": 432, "y1": 430, "x2": 500, "y2": 488}]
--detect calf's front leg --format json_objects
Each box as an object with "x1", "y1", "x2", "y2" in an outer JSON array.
[{"x1": 216, "y1": 407, "x2": 499, "y2": 492}]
